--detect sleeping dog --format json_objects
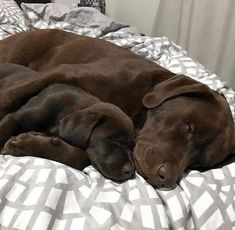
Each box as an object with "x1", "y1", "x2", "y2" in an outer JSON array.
[
  {"x1": 0, "y1": 29, "x2": 234, "y2": 189},
  {"x1": 0, "y1": 83, "x2": 135, "y2": 182},
  {"x1": 3, "y1": 131, "x2": 91, "y2": 171}
]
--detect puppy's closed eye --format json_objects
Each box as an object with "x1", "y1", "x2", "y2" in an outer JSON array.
[{"x1": 109, "y1": 136, "x2": 134, "y2": 149}]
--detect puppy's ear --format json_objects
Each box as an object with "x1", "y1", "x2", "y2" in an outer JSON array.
[
  {"x1": 58, "y1": 109, "x2": 104, "y2": 149},
  {"x1": 143, "y1": 75, "x2": 212, "y2": 108}
]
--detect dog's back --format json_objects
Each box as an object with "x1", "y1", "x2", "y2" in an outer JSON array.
[
  {"x1": 21, "y1": 83, "x2": 99, "y2": 126},
  {"x1": 0, "y1": 29, "x2": 139, "y2": 71}
]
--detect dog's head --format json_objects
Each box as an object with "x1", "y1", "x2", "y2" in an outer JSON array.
[
  {"x1": 134, "y1": 75, "x2": 235, "y2": 189},
  {"x1": 57, "y1": 102, "x2": 135, "y2": 182}
]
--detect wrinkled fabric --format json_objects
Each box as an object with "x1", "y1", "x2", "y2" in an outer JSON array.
[
  {"x1": 21, "y1": 3, "x2": 132, "y2": 36},
  {"x1": 0, "y1": 1, "x2": 234, "y2": 229},
  {"x1": 0, "y1": 0, "x2": 28, "y2": 39}
]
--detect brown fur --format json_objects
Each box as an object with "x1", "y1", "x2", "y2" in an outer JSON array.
[
  {"x1": 0, "y1": 29, "x2": 234, "y2": 188},
  {"x1": 3, "y1": 132, "x2": 91, "y2": 170},
  {"x1": 1, "y1": 83, "x2": 135, "y2": 182}
]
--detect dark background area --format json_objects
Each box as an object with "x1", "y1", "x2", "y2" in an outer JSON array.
[{"x1": 15, "y1": 0, "x2": 51, "y2": 7}]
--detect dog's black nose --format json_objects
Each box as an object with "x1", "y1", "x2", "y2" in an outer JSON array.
[
  {"x1": 158, "y1": 164, "x2": 176, "y2": 183},
  {"x1": 157, "y1": 164, "x2": 178, "y2": 188}
]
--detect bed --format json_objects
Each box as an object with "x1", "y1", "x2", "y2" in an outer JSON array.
[{"x1": 0, "y1": 1, "x2": 234, "y2": 229}]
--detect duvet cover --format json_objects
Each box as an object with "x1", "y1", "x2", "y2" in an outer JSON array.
[{"x1": 0, "y1": 1, "x2": 234, "y2": 229}]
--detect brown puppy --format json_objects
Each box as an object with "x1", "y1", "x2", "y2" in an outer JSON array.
[
  {"x1": 0, "y1": 29, "x2": 234, "y2": 189},
  {"x1": 0, "y1": 83, "x2": 135, "y2": 182},
  {"x1": 3, "y1": 132, "x2": 91, "y2": 170}
]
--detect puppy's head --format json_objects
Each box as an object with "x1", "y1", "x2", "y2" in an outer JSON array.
[
  {"x1": 57, "y1": 102, "x2": 135, "y2": 182},
  {"x1": 134, "y1": 75, "x2": 235, "y2": 189}
]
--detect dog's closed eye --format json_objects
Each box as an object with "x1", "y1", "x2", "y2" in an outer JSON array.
[
  {"x1": 109, "y1": 136, "x2": 125, "y2": 145},
  {"x1": 109, "y1": 136, "x2": 134, "y2": 149},
  {"x1": 185, "y1": 120, "x2": 194, "y2": 133}
]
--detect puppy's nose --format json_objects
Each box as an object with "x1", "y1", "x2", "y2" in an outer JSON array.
[
  {"x1": 158, "y1": 165, "x2": 167, "y2": 180},
  {"x1": 122, "y1": 163, "x2": 135, "y2": 178},
  {"x1": 157, "y1": 164, "x2": 174, "y2": 185}
]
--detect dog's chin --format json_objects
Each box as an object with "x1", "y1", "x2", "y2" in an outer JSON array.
[
  {"x1": 133, "y1": 154, "x2": 179, "y2": 190},
  {"x1": 157, "y1": 185, "x2": 177, "y2": 191},
  {"x1": 148, "y1": 180, "x2": 178, "y2": 191},
  {"x1": 89, "y1": 159, "x2": 132, "y2": 183}
]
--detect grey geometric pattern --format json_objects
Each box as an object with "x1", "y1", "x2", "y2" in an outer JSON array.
[
  {"x1": 21, "y1": 3, "x2": 128, "y2": 38},
  {"x1": 0, "y1": 0, "x2": 23, "y2": 24},
  {"x1": 0, "y1": 156, "x2": 234, "y2": 229},
  {"x1": 78, "y1": 0, "x2": 106, "y2": 14},
  {"x1": 0, "y1": 1, "x2": 235, "y2": 229},
  {"x1": 0, "y1": 0, "x2": 28, "y2": 40},
  {"x1": 21, "y1": 3, "x2": 102, "y2": 38}
]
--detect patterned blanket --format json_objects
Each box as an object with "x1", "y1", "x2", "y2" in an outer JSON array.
[{"x1": 0, "y1": 1, "x2": 234, "y2": 229}]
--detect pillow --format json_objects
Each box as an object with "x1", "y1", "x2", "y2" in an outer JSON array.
[
  {"x1": 0, "y1": 0, "x2": 28, "y2": 40},
  {"x1": 0, "y1": 0, "x2": 24, "y2": 24},
  {"x1": 21, "y1": 3, "x2": 129, "y2": 37}
]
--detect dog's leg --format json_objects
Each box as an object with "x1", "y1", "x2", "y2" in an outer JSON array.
[
  {"x1": 0, "y1": 113, "x2": 22, "y2": 148},
  {"x1": 0, "y1": 89, "x2": 59, "y2": 148},
  {"x1": 0, "y1": 108, "x2": 45, "y2": 148},
  {"x1": 2, "y1": 132, "x2": 90, "y2": 170}
]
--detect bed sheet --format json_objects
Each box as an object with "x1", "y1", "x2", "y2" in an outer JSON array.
[
  {"x1": 0, "y1": 0, "x2": 28, "y2": 39},
  {"x1": 0, "y1": 1, "x2": 234, "y2": 229}
]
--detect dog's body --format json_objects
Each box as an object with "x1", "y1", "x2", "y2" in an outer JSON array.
[
  {"x1": 0, "y1": 29, "x2": 234, "y2": 188},
  {"x1": 0, "y1": 83, "x2": 135, "y2": 182},
  {"x1": 3, "y1": 131, "x2": 91, "y2": 170}
]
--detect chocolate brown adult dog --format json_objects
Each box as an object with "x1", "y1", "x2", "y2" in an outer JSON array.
[
  {"x1": 0, "y1": 29, "x2": 234, "y2": 189},
  {"x1": 0, "y1": 83, "x2": 135, "y2": 182}
]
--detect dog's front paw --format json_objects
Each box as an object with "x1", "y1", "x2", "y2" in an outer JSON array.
[
  {"x1": 2, "y1": 132, "x2": 65, "y2": 157},
  {"x1": 2, "y1": 137, "x2": 24, "y2": 156},
  {"x1": 3, "y1": 135, "x2": 31, "y2": 156},
  {"x1": 2, "y1": 132, "x2": 45, "y2": 156}
]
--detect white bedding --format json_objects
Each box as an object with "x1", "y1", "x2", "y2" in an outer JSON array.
[{"x1": 0, "y1": 1, "x2": 234, "y2": 229}]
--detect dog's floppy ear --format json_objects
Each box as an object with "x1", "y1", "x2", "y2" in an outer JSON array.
[
  {"x1": 143, "y1": 75, "x2": 212, "y2": 108},
  {"x1": 58, "y1": 109, "x2": 104, "y2": 149}
]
